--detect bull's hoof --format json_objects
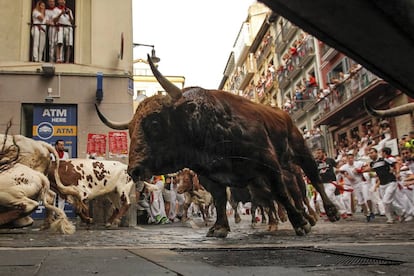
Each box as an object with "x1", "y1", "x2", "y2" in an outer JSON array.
[
  {"x1": 294, "y1": 222, "x2": 311, "y2": 236},
  {"x1": 12, "y1": 216, "x2": 34, "y2": 228},
  {"x1": 267, "y1": 223, "x2": 278, "y2": 232},
  {"x1": 206, "y1": 227, "x2": 229, "y2": 238},
  {"x1": 306, "y1": 214, "x2": 318, "y2": 226},
  {"x1": 325, "y1": 205, "x2": 340, "y2": 222},
  {"x1": 279, "y1": 213, "x2": 288, "y2": 223}
]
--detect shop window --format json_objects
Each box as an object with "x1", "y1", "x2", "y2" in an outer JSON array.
[{"x1": 29, "y1": 0, "x2": 76, "y2": 63}]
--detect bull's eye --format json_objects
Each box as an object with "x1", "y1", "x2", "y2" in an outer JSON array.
[{"x1": 142, "y1": 116, "x2": 164, "y2": 139}]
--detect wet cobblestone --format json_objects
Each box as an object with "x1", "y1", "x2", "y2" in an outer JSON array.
[{"x1": 1, "y1": 213, "x2": 413, "y2": 249}]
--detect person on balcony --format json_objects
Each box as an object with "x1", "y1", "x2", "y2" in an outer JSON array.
[
  {"x1": 307, "y1": 72, "x2": 319, "y2": 98},
  {"x1": 55, "y1": 0, "x2": 74, "y2": 63},
  {"x1": 31, "y1": 1, "x2": 47, "y2": 62},
  {"x1": 46, "y1": 0, "x2": 60, "y2": 62},
  {"x1": 294, "y1": 84, "x2": 304, "y2": 109}
]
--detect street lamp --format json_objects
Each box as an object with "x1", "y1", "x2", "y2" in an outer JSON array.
[{"x1": 133, "y1": 43, "x2": 161, "y2": 63}]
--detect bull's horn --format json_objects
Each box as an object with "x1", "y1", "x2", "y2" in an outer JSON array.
[
  {"x1": 147, "y1": 54, "x2": 182, "y2": 101},
  {"x1": 363, "y1": 98, "x2": 414, "y2": 117},
  {"x1": 94, "y1": 104, "x2": 129, "y2": 130}
]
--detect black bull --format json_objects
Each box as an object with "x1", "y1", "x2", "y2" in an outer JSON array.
[{"x1": 95, "y1": 56, "x2": 339, "y2": 237}]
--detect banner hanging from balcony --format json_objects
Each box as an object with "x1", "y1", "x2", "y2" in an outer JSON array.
[{"x1": 108, "y1": 131, "x2": 128, "y2": 158}]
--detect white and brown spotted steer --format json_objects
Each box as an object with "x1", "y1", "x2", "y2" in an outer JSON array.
[
  {"x1": 47, "y1": 159, "x2": 134, "y2": 227},
  {"x1": 0, "y1": 163, "x2": 75, "y2": 234}
]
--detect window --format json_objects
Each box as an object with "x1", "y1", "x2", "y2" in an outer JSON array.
[
  {"x1": 327, "y1": 58, "x2": 350, "y2": 83},
  {"x1": 30, "y1": 0, "x2": 76, "y2": 63}
]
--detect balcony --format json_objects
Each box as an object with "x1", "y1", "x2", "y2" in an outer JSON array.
[
  {"x1": 256, "y1": 36, "x2": 273, "y2": 68},
  {"x1": 286, "y1": 59, "x2": 301, "y2": 80},
  {"x1": 297, "y1": 37, "x2": 315, "y2": 67},
  {"x1": 238, "y1": 54, "x2": 257, "y2": 90},
  {"x1": 313, "y1": 68, "x2": 384, "y2": 125},
  {"x1": 321, "y1": 47, "x2": 339, "y2": 62},
  {"x1": 289, "y1": 88, "x2": 318, "y2": 120},
  {"x1": 277, "y1": 67, "x2": 290, "y2": 89},
  {"x1": 233, "y1": 22, "x2": 251, "y2": 66},
  {"x1": 242, "y1": 85, "x2": 255, "y2": 101},
  {"x1": 275, "y1": 32, "x2": 286, "y2": 54},
  {"x1": 282, "y1": 21, "x2": 298, "y2": 42},
  {"x1": 30, "y1": 23, "x2": 75, "y2": 63}
]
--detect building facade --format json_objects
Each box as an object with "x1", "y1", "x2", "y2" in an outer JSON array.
[
  {"x1": 220, "y1": 2, "x2": 410, "y2": 158},
  {"x1": 0, "y1": 0, "x2": 134, "y2": 159}
]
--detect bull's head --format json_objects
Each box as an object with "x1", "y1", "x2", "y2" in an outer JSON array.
[
  {"x1": 363, "y1": 98, "x2": 414, "y2": 117},
  {"x1": 95, "y1": 55, "x2": 186, "y2": 181}
]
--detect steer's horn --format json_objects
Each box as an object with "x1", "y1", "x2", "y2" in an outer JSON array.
[
  {"x1": 363, "y1": 98, "x2": 414, "y2": 117},
  {"x1": 94, "y1": 104, "x2": 129, "y2": 130},
  {"x1": 147, "y1": 54, "x2": 182, "y2": 101}
]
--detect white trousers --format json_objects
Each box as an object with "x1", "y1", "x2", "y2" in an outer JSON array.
[
  {"x1": 31, "y1": 27, "x2": 46, "y2": 62},
  {"x1": 317, "y1": 182, "x2": 346, "y2": 215}
]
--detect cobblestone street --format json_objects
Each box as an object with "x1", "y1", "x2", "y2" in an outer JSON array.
[
  {"x1": 1, "y1": 212, "x2": 414, "y2": 248},
  {"x1": 1, "y1": 213, "x2": 414, "y2": 275}
]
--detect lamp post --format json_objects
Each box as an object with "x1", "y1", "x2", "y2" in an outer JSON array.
[{"x1": 133, "y1": 43, "x2": 161, "y2": 63}]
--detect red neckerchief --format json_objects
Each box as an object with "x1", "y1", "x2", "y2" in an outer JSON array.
[
  {"x1": 58, "y1": 5, "x2": 65, "y2": 10},
  {"x1": 57, "y1": 150, "x2": 64, "y2": 159}
]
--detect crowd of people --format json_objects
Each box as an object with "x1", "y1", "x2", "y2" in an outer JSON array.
[
  {"x1": 282, "y1": 58, "x2": 363, "y2": 115},
  {"x1": 312, "y1": 122, "x2": 414, "y2": 224},
  {"x1": 31, "y1": 0, "x2": 74, "y2": 63},
  {"x1": 136, "y1": 174, "x2": 187, "y2": 225}
]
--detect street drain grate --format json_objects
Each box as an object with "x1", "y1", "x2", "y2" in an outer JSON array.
[{"x1": 172, "y1": 247, "x2": 404, "y2": 267}]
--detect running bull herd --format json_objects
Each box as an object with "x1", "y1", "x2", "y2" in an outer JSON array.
[{"x1": 0, "y1": 56, "x2": 339, "y2": 237}]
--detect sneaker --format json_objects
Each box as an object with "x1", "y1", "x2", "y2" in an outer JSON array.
[
  {"x1": 405, "y1": 215, "x2": 413, "y2": 222},
  {"x1": 154, "y1": 215, "x2": 162, "y2": 224},
  {"x1": 366, "y1": 213, "x2": 375, "y2": 222},
  {"x1": 340, "y1": 213, "x2": 349, "y2": 219},
  {"x1": 386, "y1": 219, "x2": 395, "y2": 224},
  {"x1": 160, "y1": 217, "x2": 170, "y2": 224}
]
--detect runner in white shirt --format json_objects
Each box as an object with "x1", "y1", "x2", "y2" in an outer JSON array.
[
  {"x1": 340, "y1": 151, "x2": 375, "y2": 222},
  {"x1": 50, "y1": 139, "x2": 70, "y2": 210}
]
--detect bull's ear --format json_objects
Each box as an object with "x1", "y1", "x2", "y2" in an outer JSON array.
[{"x1": 174, "y1": 101, "x2": 197, "y2": 117}]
